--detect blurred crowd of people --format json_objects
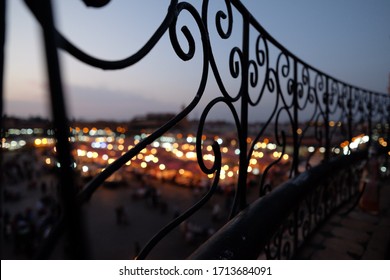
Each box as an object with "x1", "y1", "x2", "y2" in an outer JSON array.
[{"x1": 3, "y1": 194, "x2": 59, "y2": 258}]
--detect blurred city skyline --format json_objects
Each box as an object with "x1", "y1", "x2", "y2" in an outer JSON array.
[{"x1": 3, "y1": 0, "x2": 390, "y2": 122}]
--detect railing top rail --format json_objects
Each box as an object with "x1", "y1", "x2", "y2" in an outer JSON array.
[
  {"x1": 189, "y1": 150, "x2": 368, "y2": 260},
  {"x1": 231, "y1": 0, "x2": 387, "y2": 97}
]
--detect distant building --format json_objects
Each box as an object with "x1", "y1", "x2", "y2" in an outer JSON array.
[
  {"x1": 2, "y1": 116, "x2": 50, "y2": 130},
  {"x1": 128, "y1": 112, "x2": 189, "y2": 133}
]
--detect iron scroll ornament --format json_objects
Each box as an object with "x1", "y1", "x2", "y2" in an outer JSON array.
[
  {"x1": 24, "y1": 0, "x2": 218, "y2": 259},
  {"x1": 19, "y1": 0, "x2": 389, "y2": 259},
  {"x1": 23, "y1": 0, "x2": 248, "y2": 260}
]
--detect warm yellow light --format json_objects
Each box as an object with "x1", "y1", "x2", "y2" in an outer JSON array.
[
  {"x1": 141, "y1": 162, "x2": 147, "y2": 168},
  {"x1": 182, "y1": 144, "x2": 189, "y2": 150},
  {"x1": 45, "y1": 158, "x2": 51, "y2": 165},
  {"x1": 186, "y1": 152, "x2": 196, "y2": 159},
  {"x1": 34, "y1": 139, "x2": 41, "y2": 146},
  {"x1": 340, "y1": 141, "x2": 349, "y2": 148},
  {"x1": 145, "y1": 155, "x2": 152, "y2": 162},
  {"x1": 258, "y1": 152, "x2": 264, "y2": 158},
  {"x1": 176, "y1": 151, "x2": 184, "y2": 158},
  {"x1": 159, "y1": 164, "x2": 166, "y2": 170}
]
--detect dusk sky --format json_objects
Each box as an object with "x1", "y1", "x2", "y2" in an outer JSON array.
[{"x1": 3, "y1": 0, "x2": 390, "y2": 122}]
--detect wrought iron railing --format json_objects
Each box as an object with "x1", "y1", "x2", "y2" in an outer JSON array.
[
  {"x1": 189, "y1": 150, "x2": 370, "y2": 259},
  {"x1": 0, "y1": 0, "x2": 389, "y2": 259}
]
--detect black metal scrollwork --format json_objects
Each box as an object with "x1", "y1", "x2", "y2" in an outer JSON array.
[{"x1": 5, "y1": 0, "x2": 387, "y2": 260}]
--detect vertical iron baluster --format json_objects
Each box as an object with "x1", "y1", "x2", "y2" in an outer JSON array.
[
  {"x1": 324, "y1": 77, "x2": 330, "y2": 162},
  {"x1": 33, "y1": 0, "x2": 86, "y2": 259},
  {"x1": 291, "y1": 59, "x2": 299, "y2": 255},
  {"x1": 367, "y1": 92, "x2": 373, "y2": 149},
  {"x1": 346, "y1": 85, "x2": 353, "y2": 198},
  {"x1": 292, "y1": 59, "x2": 299, "y2": 176},
  {"x1": 0, "y1": 0, "x2": 6, "y2": 260},
  {"x1": 0, "y1": 0, "x2": 4, "y2": 120},
  {"x1": 323, "y1": 77, "x2": 330, "y2": 216},
  {"x1": 232, "y1": 13, "x2": 250, "y2": 218},
  {"x1": 239, "y1": 14, "x2": 250, "y2": 211},
  {"x1": 347, "y1": 86, "x2": 352, "y2": 147}
]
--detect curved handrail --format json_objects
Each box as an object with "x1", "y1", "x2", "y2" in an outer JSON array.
[{"x1": 189, "y1": 150, "x2": 368, "y2": 259}]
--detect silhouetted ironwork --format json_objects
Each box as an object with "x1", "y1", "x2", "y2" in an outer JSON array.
[
  {"x1": 189, "y1": 151, "x2": 367, "y2": 259},
  {"x1": 1, "y1": 0, "x2": 389, "y2": 259},
  {"x1": 0, "y1": 0, "x2": 6, "y2": 260}
]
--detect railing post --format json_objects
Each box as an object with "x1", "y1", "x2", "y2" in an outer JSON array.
[
  {"x1": 323, "y1": 77, "x2": 330, "y2": 216},
  {"x1": 29, "y1": 0, "x2": 87, "y2": 259},
  {"x1": 292, "y1": 60, "x2": 299, "y2": 177},
  {"x1": 235, "y1": 15, "x2": 250, "y2": 215},
  {"x1": 347, "y1": 86, "x2": 353, "y2": 154},
  {"x1": 0, "y1": 0, "x2": 4, "y2": 121},
  {"x1": 292, "y1": 59, "x2": 299, "y2": 254},
  {"x1": 0, "y1": 0, "x2": 6, "y2": 261},
  {"x1": 324, "y1": 77, "x2": 330, "y2": 162},
  {"x1": 346, "y1": 86, "x2": 354, "y2": 198},
  {"x1": 368, "y1": 92, "x2": 373, "y2": 148}
]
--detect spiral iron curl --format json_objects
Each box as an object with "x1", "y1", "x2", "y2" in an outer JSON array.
[{"x1": 19, "y1": 0, "x2": 390, "y2": 259}]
